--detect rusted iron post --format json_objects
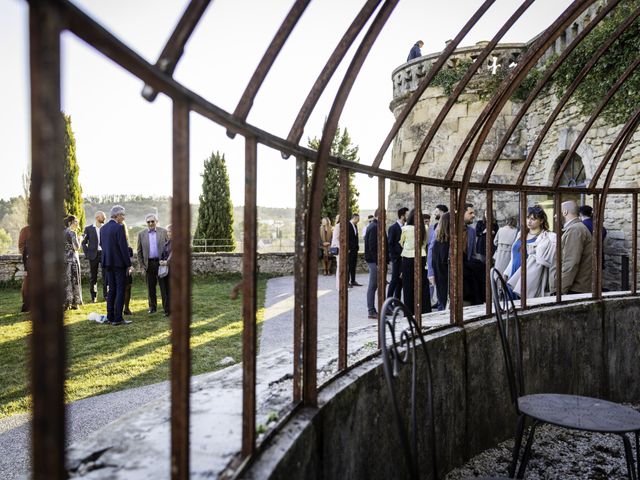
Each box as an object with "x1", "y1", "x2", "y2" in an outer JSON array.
[
  {"x1": 242, "y1": 136, "x2": 258, "y2": 457},
  {"x1": 449, "y1": 188, "x2": 462, "y2": 324},
  {"x1": 555, "y1": 193, "x2": 562, "y2": 301},
  {"x1": 377, "y1": 177, "x2": 387, "y2": 345},
  {"x1": 171, "y1": 99, "x2": 191, "y2": 480},
  {"x1": 29, "y1": 2, "x2": 66, "y2": 478},
  {"x1": 338, "y1": 168, "x2": 349, "y2": 370},
  {"x1": 633, "y1": 193, "x2": 638, "y2": 295},
  {"x1": 293, "y1": 156, "x2": 307, "y2": 402},
  {"x1": 519, "y1": 192, "x2": 527, "y2": 308},
  {"x1": 485, "y1": 190, "x2": 494, "y2": 315},
  {"x1": 142, "y1": 0, "x2": 212, "y2": 102},
  {"x1": 414, "y1": 183, "x2": 423, "y2": 326},
  {"x1": 592, "y1": 194, "x2": 602, "y2": 298}
]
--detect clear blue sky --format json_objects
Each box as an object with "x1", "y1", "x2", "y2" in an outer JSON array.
[{"x1": 0, "y1": 0, "x2": 571, "y2": 208}]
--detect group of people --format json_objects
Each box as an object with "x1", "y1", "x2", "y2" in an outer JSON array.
[
  {"x1": 328, "y1": 198, "x2": 603, "y2": 321},
  {"x1": 20, "y1": 206, "x2": 173, "y2": 326}
]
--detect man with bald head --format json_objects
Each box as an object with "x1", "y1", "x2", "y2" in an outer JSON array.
[{"x1": 558, "y1": 200, "x2": 592, "y2": 294}]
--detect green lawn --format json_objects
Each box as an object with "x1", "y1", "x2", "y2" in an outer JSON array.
[{"x1": 0, "y1": 274, "x2": 266, "y2": 419}]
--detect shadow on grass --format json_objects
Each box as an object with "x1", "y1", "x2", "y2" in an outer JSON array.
[{"x1": 0, "y1": 275, "x2": 266, "y2": 419}]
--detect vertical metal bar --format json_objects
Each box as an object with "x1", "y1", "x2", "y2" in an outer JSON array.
[
  {"x1": 449, "y1": 188, "x2": 462, "y2": 324},
  {"x1": 486, "y1": 190, "x2": 494, "y2": 315},
  {"x1": 377, "y1": 177, "x2": 387, "y2": 346},
  {"x1": 555, "y1": 193, "x2": 562, "y2": 301},
  {"x1": 414, "y1": 183, "x2": 423, "y2": 326},
  {"x1": 242, "y1": 137, "x2": 258, "y2": 457},
  {"x1": 633, "y1": 193, "x2": 638, "y2": 295},
  {"x1": 592, "y1": 194, "x2": 602, "y2": 298},
  {"x1": 29, "y1": 2, "x2": 65, "y2": 478},
  {"x1": 338, "y1": 168, "x2": 349, "y2": 370},
  {"x1": 520, "y1": 192, "x2": 527, "y2": 309},
  {"x1": 171, "y1": 99, "x2": 191, "y2": 480},
  {"x1": 293, "y1": 157, "x2": 307, "y2": 403}
]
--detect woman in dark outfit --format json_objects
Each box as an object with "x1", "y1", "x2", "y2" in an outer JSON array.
[
  {"x1": 432, "y1": 212, "x2": 450, "y2": 311},
  {"x1": 399, "y1": 209, "x2": 431, "y2": 316}
]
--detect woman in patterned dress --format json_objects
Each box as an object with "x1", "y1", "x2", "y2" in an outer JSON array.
[{"x1": 63, "y1": 215, "x2": 83, "y2": 309}]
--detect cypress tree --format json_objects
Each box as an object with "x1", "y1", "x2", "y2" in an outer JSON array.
[
  {"x1": 194, "y1": 151, "x2": 235, "y2": 252},
  {"x1": 308, "y1": 125, "x2": 360, "y2": 221},
  {"x1": 62, "y1": 113, "x2": 85, "y2": 230}
]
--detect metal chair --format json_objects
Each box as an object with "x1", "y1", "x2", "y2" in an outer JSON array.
[
  {"x1": 490, "y1": 267, "x2": 640, "y2": 479},
  {"x1": 380, "y1": 297, "x2": 508, "y2": 479}
]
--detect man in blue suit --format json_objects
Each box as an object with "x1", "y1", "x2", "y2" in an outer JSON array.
[{"x1": 100, "y1": 205, "x2": 132, "y2": 325}]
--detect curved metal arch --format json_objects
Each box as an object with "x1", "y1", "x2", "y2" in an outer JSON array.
[
  {"x1": 407, "y1": 0, "x2": 535, "y2": 177},
  {"x1": 283, "y1": 0, "x2": 382, "y2": 157},
  {"x1": 370, "y1": 0, "x2": 496, "y2": 170},
  {"x1": 227, "y1": 0, "x2": 311, "y2": 138},
  {"x1": 552, "y1": 55, "x2": 640, "y2": 188},
  {"x1": 480, "y1": 0, "x2": 624, "y2": 187},
  {"x1": 516, "y1": 7, "x2": 640, "y2": 187},
  {"x1": 302, "y1": 0, "x2": 399, "y2": 404},
  {"x1": 445, "y1": 0, "x2": 595, "y2": 183},
  {"x1": 450, "y1": 0, "x2": 593, "y2": 322},
  {"x1": 589, "y1": 104, "x2": 640, "y2": 190}
]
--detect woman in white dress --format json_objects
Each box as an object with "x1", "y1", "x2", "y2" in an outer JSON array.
[
  {"x1": 503, "y1": 206, "x2": 556, "y2": 299},
  {"x1": 493, "y1": 217, "x2": 518, "y2": 274},
  {"x1": 330, "y1": 214, "x2": 341, "y2": 289}
]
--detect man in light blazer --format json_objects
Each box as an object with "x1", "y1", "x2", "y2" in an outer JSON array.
[{"x1": 137, "y1": 213, "x2": 169, "y2": 314}]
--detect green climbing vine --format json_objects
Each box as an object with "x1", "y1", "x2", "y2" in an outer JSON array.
[{"x1": 553, "y1": 0, "x2": 640, "y2": 125}]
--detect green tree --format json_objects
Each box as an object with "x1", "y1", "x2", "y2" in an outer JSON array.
[
  {"x1": 0, "y1": 228, "x2": 11, "y2": 254},
  {"x1": 307, "y1": 126, "x2": 360, "y2": 221},
  {"x1": 63, "y1": 113, "x2": 85, "y2": 230},
  {"x1": 194, "y1": 151, "x2": 235, "y2": 252}
]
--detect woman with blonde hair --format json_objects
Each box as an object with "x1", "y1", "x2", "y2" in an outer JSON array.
[
  {"x1": 399, "y1": 209, "x2": 431, "y2": 316},
  {"x1": 330, "y1": 214, "x2": 341, "y2": 289},
  {"x1": 319, "y1": 217, "x2": 333, "y2": 276}
]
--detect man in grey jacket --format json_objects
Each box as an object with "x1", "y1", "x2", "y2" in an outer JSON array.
[
  {"x1": 559, "y1": 200, "x2": 592, "y2": 294},
  {"x1": 137, "y1": 213, "x2": 169, "y2": 314}
]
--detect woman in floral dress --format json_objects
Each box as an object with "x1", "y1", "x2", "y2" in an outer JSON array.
[{"x1": 63, "y1": 215, "x2": 83, "y2": 309}]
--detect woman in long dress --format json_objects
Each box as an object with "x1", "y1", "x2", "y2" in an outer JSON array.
[
  {"x1": 399, "y1": 209, "x2": 431, "y2": 316},
  {"x1": 503, "y1": 206, "x2": 556, "y2": 299},
  {"x1": 493, "y1": 217, "x2": 518, "y2": 274},
  {"x1": 432, "y1": 212, "x2": 450, "y2": 311},
  {"x1": 331, "y1": 215, "x2": 341, "y2": 289},
  {"x1": 63, "y1": 215, "x2": 83, "y2": 309},
  {"x1": 320, "y1": 217, "x2": 333, "y2": 276}
]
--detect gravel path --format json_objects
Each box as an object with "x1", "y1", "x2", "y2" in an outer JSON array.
[{"x1": 446, "y1": 417, "x2": 640, "y2": 480}]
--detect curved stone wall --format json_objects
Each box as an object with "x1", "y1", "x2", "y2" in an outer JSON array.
[{"x1": 244, "y1": 297, "x2": 640, "y2": 479}]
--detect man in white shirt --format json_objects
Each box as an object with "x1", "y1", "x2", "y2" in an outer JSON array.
[{"x1": 82, "y1": 211, "x2": 106, "y2": 303}]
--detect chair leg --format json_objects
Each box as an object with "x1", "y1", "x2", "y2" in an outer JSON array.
[
  {"x1": 509, "y1": 415, "x2": 526, "y2": 478},
  {"x1": 516, "y1": 421, "x2": 538, "y2": 479},
  {"x1": 622, "y1": 434, "x2": 637, "y2": 480},
  {"x1": 636, "y1": 432, "x2": 639, "y2": 480}
]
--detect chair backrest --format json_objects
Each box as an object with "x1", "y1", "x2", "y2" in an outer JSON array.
[
  {"x1": 379, "y1": 297, "x2": 438, "y2": 480},
  {"x1": 490, "y1": 268, "x2": 526, "y2": 410}
]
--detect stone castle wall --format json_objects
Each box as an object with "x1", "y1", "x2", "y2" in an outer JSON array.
[{"x1": 387, "y1": 18, "x2": 638, "y2": 289}]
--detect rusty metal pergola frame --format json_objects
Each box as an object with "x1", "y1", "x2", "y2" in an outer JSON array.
[{"x1": 25, "y1": 0, "x2": 639, "y2": 478}]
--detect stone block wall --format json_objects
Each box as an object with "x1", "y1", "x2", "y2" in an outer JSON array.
[{"x1": 0, "y1": 253, "x2": 370, "y2": 283}]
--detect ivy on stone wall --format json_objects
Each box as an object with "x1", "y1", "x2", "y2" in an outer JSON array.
[
  {"x1": 430, "y1": 57, "x2": 542, "y2": 103},
  {"x1": 553, "y1": 0, "x2": 640, "y2": 125}
]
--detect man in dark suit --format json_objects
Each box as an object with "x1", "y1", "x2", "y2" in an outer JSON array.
[
  {"x1": 347, "y1": 213, "x2": 361, "y2": 287},
  {"x1": 101, "y1": 205, "x2": 132, "y2": 326},
  {"x1": 82, "y1": 210, "x2": 107, "y2": 303},
  {"x1": 386, "y1": 207, "x2": 408, "y2": 300}
]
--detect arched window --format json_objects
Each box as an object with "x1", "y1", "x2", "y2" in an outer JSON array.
[{"x1": 554, "y1": 151, "x2": 586, "y2": 187}]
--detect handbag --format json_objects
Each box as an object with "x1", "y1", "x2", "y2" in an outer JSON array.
[
  {"x1": 158, "y1": 265, "x2": 169, "y2": 278},
  {"x1": 328, "y1": 246, "x2": 339, "y2": 256}
]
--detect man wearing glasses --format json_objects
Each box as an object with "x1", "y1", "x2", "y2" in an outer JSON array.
[{"x1": 137, "y1": 213, "x2": 169, "y2": 314}]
